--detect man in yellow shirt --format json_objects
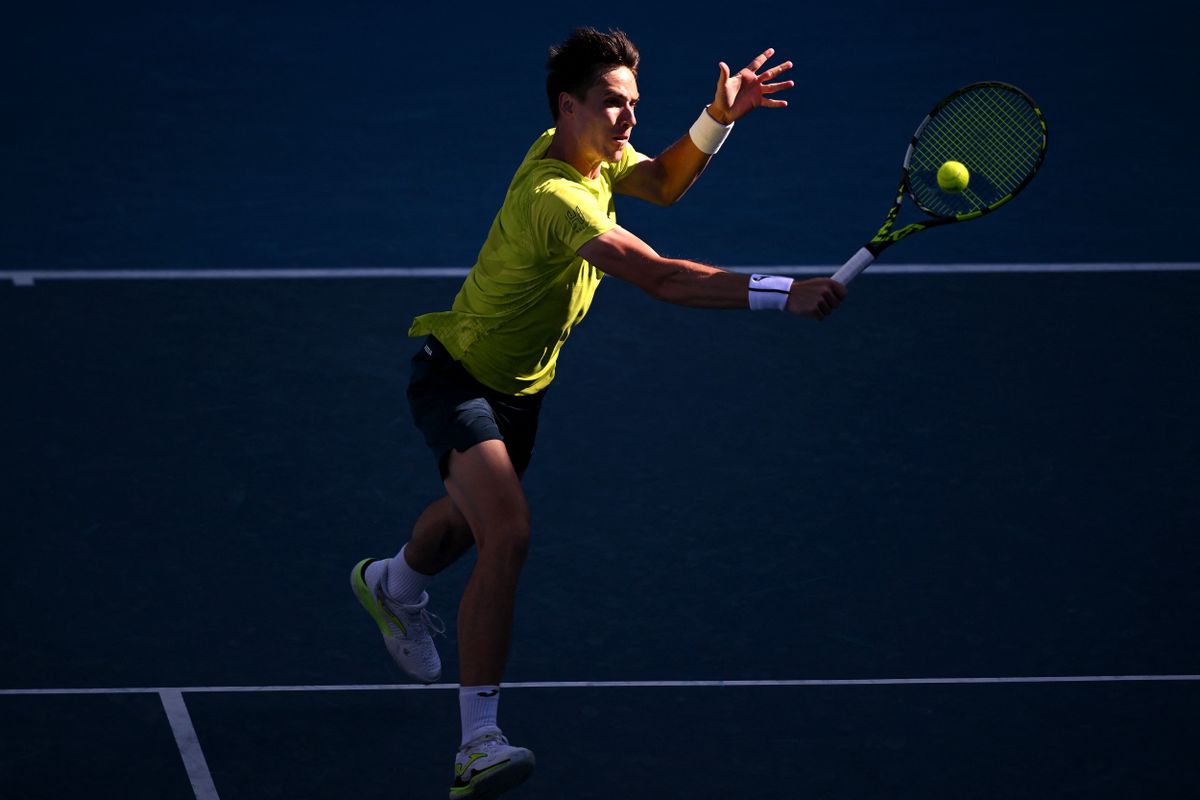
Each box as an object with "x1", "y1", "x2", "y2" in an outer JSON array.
[{"x1": 352, "y1": 27, "x2": 847, "y2": 799}]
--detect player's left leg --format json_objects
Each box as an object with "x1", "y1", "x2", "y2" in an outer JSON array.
[
  {"x1": 442, "y1": 439, "x2": 536, "y2": 798},
  {"x1": 349, "y1": 496, "x2": 474, "y2": 682},
  {"x1": 404, "y1": 494, "x2": 475, "y2": 575}
]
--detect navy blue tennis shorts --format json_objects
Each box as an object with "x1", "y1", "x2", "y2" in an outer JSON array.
[{"x1": 406, "y1": 336, "x2": 546, "y2": 479}]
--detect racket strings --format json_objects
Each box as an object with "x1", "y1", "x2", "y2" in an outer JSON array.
[
  {"x1": 929, "y1": 113, "x2": 1028, "y2": 191},
  {"x1": 918, "y1": 89, "x2": 1042, "y2": 185},
  {"x1": 916, "y1": 113, "x2": 1034, "y2": 200},
  {"x1": 908, "y1": 85, "x2": 1044, "y2": 217},
  {"x1": 913, "y1": 91, "x2": 1041, "y2": 206},
  {"x1": 946, "y1": 90, "x2": 1042, "y2": 186}
]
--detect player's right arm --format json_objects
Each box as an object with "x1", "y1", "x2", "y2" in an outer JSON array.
[{"x1": 577, "y1": 226, "x2": 846, "y2": 319}]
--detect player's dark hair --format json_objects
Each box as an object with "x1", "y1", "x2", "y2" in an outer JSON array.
[{"x1": 545, "y1": 27, "x2": 640, "y2": 121}]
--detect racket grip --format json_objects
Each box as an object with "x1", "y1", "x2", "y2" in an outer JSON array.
[{"x1": 831, "y1": 247, "x2": 875, "y2": 285}]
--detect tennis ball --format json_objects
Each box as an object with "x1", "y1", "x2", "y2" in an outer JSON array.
[{"x1": 937, "y1": 160, "x2": 970, "y2": 193}]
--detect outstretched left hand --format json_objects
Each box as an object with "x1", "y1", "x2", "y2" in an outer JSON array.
[{"x1": 708, "y1": 48, "x2": 794, "y2": 125}]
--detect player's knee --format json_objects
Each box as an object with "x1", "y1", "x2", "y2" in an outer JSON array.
[{"x1": 478, "y1": 519, "x2": 531, "y2": 564}]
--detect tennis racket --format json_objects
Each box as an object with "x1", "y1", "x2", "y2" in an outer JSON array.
[{"x1": 832, "y1": 81, "x2": 1048, "y2": 285}]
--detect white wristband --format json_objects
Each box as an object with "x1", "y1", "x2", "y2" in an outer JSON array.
[
  {"x1": 689, "y1": 107, "x2": 734, "y2": 155},
  {"x1": 748, "y1": 274, "x2": 794, "y2": 311}
]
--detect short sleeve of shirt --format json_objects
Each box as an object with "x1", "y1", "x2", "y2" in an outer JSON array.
[{"x1": 529, "y1": 180, "x2": 616, "y2": 255}]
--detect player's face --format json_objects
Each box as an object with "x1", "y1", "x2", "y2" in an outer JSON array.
[{"x1": 578, "y1": 67, "x2": 638, "y2": 164}]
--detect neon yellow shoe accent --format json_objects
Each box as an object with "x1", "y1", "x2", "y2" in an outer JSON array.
[
  {"x1": 351, "y1": 558, "x2": 408, "y2": 636},
  {"x1": 455, "y1": 753, "x2": 486, "y2": 778}
]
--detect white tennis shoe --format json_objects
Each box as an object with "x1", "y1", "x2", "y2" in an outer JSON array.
[
  {"x1": 350, "y1": 558, "x2": 444, "y2": 683},
  {"x1": 450, "y1": 732, "x2": 535, "y2": 799}
]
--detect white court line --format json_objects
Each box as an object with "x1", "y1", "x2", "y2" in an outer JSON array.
[
  {"x1": 3, "y1": 674, "x2": 1199, "y2": 696},
  {"x1": 3, "y1": 263, "x2": 1200, "y2": 285},
  {"x1": 160, "y1": 689, "x2": 221, "y2": 800}
]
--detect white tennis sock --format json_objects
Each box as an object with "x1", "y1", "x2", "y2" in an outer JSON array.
[
  {"x1": 365, "y1": 546, "x2": 432, "y2": 605},
  {"x1": 459, "y1": 685, "x2": 502, "y2": 747}
]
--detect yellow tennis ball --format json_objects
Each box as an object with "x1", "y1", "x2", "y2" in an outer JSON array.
[{"x1": 937, "y1": 160, "x2": 970, "y2": 193}]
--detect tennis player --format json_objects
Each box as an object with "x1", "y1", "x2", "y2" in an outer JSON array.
[{"x1": 352, "y1": 27, "x2": 846, "y2": 799}]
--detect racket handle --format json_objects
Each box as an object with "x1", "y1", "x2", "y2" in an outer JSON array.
[{"x1": 832, "y1": 247, "x2": 875, "y2": 285}]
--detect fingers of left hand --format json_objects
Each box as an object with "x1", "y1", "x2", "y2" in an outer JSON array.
[
  {"x1": 761, "y1": 80, "x2": 795, "y2": 95},
  {"x1": 745, "y1": 47, "x2": 775, "y2": 72},
  {"x1": 758, "y1": 61, "x2": 793, "y2": 81}
]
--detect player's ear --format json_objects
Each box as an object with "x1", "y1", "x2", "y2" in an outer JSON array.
[{"x1": 558, "y1": 92, "x2": 574, "y2": 117}]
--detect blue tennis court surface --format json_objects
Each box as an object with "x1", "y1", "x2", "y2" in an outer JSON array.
[{"x1": 3, "y1": 1, "x2": 1199, "y2": 798}]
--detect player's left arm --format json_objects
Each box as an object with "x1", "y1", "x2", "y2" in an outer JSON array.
[{"x1": 615, "y1": 47, "x2": 794, "y2": 207}]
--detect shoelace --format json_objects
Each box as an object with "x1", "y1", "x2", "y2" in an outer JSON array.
[
  {"x1": 416, "y1": 607, "x2": 447, "y2": 639},
  {"x1": 465, "y1": 732, "x2": 510, "y2": 752},
  {"x1": 382, "y1": 589, "x2": 447, "y2": 639}
]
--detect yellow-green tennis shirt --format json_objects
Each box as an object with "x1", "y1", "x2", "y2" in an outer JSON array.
[{"x1": 408, "y1": 128, "x2": 643, "y2": 396}]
